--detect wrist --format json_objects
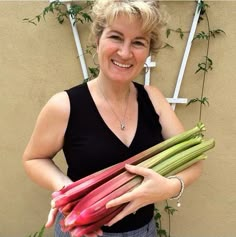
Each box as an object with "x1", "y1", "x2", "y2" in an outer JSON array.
[
  {"x1": 167, "y1": 175, "x2": 185, "y2": 207},
  {"x1": 53, "y1": 177, "x2": 73, "y2": 192}
]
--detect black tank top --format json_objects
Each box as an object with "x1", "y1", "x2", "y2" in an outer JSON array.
[{"x1": 63, "y1": 82, "x2": 163, "y2": 232}]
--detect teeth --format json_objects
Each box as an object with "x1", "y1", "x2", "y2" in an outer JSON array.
[{"x1": 113, "y1": 60, "x2": 131, "y2": 68}]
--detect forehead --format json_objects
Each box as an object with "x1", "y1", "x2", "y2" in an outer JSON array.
[{"x1": 105, "y1": 14, "x2": 150, "y2": 38}]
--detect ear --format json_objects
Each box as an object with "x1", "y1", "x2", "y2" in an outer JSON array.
[
  {"x1": 96, "y1": 38, "x2": 101, "y2": 54},
  {"x1": 96, "y1": 37, "x2": 100, "y2": 47}
]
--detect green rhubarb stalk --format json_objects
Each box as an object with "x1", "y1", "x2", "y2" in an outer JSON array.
[
  {"x1": 64, "y1": 137, "x2": 203, "y2": 227},
  {"x1": 154, "y1": 139, "x2": 215, "y2": 176},
  {"x1": 137, "y1": 136, "x2": 203, "y2": 169},
  {"x1": 165, "y1": 154, "x2": 207, "y2": 176},
  {"x1": 72, "y1": 140, "x2": 213, "y2": 226},
  {"x1": 52, "y1": 123, "x2": 205, "y2": 207}
]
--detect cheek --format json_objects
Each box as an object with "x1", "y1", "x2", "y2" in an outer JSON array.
[
  {"x1": 137, "y1": 53, "x2": 149, "y2": 66},
  {"x1": 98, "y1": 44, "x2": 116, "y2": 60},
  {"x1": 135, "y1": 48, "x2": 149, "y2": 60}
]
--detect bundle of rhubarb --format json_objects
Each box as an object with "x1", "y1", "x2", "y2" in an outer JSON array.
[{"x1": 51, "y1": 123, "x2": 215, "y2": 237}]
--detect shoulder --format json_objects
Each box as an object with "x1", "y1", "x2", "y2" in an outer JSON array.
[
  {"x1": 28, "y1": 91, "x2": 70, "y2": 154},
  {"x1": 143, "y1": 84, "x2": 169, "y2": 116},
  {"x1": 144, "y1": 84, "x2": 165, "y2": 100},
  {"x1": 144, "y1": 85, "x2": 184, "y2": 139},
  {"x1": 38, "y1": 91, "x2": 70, "y2": 123},
  {"x1": 46, "y1": 91, "x2": 69, "y2": 112}
]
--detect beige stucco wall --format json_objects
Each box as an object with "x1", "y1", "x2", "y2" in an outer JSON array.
[{"x1": 0, "y1": 1, "x2": 235, "y2": 236}]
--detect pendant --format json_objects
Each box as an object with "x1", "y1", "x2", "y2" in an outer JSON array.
[{"x1": 121, "y1": 123, "x2": 125, "y2": 130}]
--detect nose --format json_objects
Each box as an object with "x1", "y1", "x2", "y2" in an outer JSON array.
[{"x1": 117, "y1": 42, "x2": 132, "y2": 59}]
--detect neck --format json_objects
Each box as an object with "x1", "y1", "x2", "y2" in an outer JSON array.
[
  {"x1": 96, "y1": 77, "x2": 131, "y2": 131},
  {"x1": 96, "y1": 77, "x2": 131, "y2": 102}
]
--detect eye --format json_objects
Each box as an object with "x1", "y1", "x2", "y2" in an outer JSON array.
[
  {"x1": 133, "y1": 41, "x2": 145, "y2": 46},
  {"x1": 109, "y1": 35, "x2": 122, "y2": 41},
  {"x1": 133, "y1": 40, "x2": 149, "y2": 48}
]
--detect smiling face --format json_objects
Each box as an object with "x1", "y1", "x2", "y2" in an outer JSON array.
[{"x1": 96, "y1": 14, "x2": 150, "y2": 83}]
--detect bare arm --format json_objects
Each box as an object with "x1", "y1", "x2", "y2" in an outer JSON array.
[
  {"x1": 145, "y1": 85, "x2": 203, "y2": 190},
  {"x1": 22, "y1": 92, "x2": 72, "y2": 192}
]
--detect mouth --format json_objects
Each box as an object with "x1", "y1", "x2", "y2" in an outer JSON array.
[{"x1": 112, "y1": 60, "x2": 132, "y2": 69}]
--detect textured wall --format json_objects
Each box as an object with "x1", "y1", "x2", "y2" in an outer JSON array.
[{"x1": 0, "y1": 1, "x2": 235, "y2": 236}]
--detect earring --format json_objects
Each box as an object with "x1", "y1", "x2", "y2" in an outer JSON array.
[
  {"x1": 92, "y1": 52, "x2": 99, "y2": 67},
  {"x1": 144, "y1": 63, "x2": 150, "y2": 74}
]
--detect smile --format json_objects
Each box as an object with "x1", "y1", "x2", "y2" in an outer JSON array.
[{"x1": 112, "y1": 60, "x2": 132, "y2": 68}]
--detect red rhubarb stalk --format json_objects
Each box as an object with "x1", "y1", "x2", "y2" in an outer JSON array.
[
  {"x1": 51, "y1": 123, "x2": 205, "y2": 206},
  {"x1": 70, "y1": 204, "x2": 126, "y2": 237}
]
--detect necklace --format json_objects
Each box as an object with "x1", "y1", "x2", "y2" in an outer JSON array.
[{"x1": 97, "y1": 80, "x2": 130, "y2": 131}]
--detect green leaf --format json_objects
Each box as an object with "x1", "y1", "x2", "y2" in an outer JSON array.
[
  {"x1": 187, "y1": 97, "x2": 209, "y2": 106},
  {"x1": 32, "y1": 232, "x2": 38, "y2": 237},
  {"x1": 88, "y1": 67, "x2": 99, "y2": 78},
  {"x1": 82, "y1": 12, "x2": 93, "y2": 22},
  {"x1": 194, "y1": 31, "x2": 209, "y2": 40},
  {"x1": 165, "y1": 205, "x2": 177, "y2": 215},
  {"x1": 206, "y1": 56, "x2": 213, "y2": 70},
  {"x1": 36, "y1": 15, "x2": 41, "y2": 22},
  {"x1": 26, "y1": 225, "x2": 45, "y2": 237},
  {"x1": 157, "y1": 229, "x2": 168, "y2": 237},
  {"x1": 202, "y1": 97, "x2": 210, "y2": 106},
  {"x1": 187, "y1": 98, "x2": 200, "y2": 106},
  {"x1": 38, "y1": 225, "x2": 46, "y2": 237},
  {"x1": 195, "y1": 62, "x2": 207, "y2": 74},
  {"x1": 198, "y1": 0, "x2": 210, "y2": 14},
  {"x1": 161, "y1": 43, "x2": 174, "y2": 49},
  {"x1": 57, "y1": 15, "x2": 65, "y2": 24},
  {"x1": 176, "y1": 28, "x2": 184, "y2": 39},
  {"x1": 210, "y1": 29, "x2": 226, "y2": 38},
  {"x1": 154, "y1": 211, "x2": 162, "y2": 220},
  {"x1": 166, "y1": 28, "x2": 171, "y2": 38}
]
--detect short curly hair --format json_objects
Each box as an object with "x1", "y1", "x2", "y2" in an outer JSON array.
[{"x1": 90, "y1": 0, "x2": 165, "y2": 55}]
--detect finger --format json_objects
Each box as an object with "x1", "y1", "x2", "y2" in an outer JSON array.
[
  {"x1": 106, "y1": 202, "x2": 138, "y2": 227},
  {"x1": 90, "y1": 229, "x2": 103, "y2": 237},
  {"x1": 106, "y1": 189, "x2": 137, "y2": 208},
  {"x1": 95, "y1": 229, "x2": 103, "y2": 236},
  {"x1": 84, "y1": 230, "x2": 102, "y2": 237},
  {"x1": 84, "y1": 233, "x2": 97, "y2": 237},
  {"x1": 125, "y1": 164, "x2": 152, "y2": 177},
  {"x1": 45, "y1": 208, "x2": 58, "y2": 228}
]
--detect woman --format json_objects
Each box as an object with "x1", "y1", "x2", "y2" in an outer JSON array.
[{"x1": 22, "y1": 0, "x2": 203, "y2": 236}]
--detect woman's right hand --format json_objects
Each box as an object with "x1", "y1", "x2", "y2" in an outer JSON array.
[
  {"x1": 84, "y1": 229, "x2": 103, "y2": 237},
  {"x1": 45, "y1": 207, "x2": 58, "y2": 228}
]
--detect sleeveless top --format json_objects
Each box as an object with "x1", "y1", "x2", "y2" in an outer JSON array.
[{"x1": 63, "y1": 82, "x2": 163, "y2": 232}]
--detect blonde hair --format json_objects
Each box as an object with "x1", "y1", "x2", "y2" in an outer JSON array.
[{"x1": 90, "y1": 0, "x2": 165, "y2": 55}]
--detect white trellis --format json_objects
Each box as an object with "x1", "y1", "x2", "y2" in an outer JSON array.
[
  {"x1": 170, "y1": 0, "x2": 201, "y2": 110},
  {"x1": 51, "y1": 0, "x2": 201, "y2": 110}
]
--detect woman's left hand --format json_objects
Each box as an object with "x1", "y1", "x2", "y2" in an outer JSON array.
[{"x1": 105, "y1": 164, "x2": 172, "y2": 226}]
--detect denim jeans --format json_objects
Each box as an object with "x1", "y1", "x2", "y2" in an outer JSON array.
[{"x1": 54, "y1": 212, "x2": 158, "y2": 237}]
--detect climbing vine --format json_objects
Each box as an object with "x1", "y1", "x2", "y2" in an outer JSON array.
[
  {"x1": 23, "y1": 0, "x2": 93, "y2": 25},
  {"x1": 190, "y1": 1, "x2": 225, "y2": 122},
  {"x1": 166, "y1": 1, "x2": 225, "y2": 122}
]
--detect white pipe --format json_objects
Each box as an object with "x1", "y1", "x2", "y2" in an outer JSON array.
[
  {"x1": 66, "y1": 3, "x2": 89, "y2": 80},
  {"x1": 144, "y1": 56, "x2": 156, "y2": 85},
  {"x1": 171, "y1": 0, "x2": 201, "y2": 110}
]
